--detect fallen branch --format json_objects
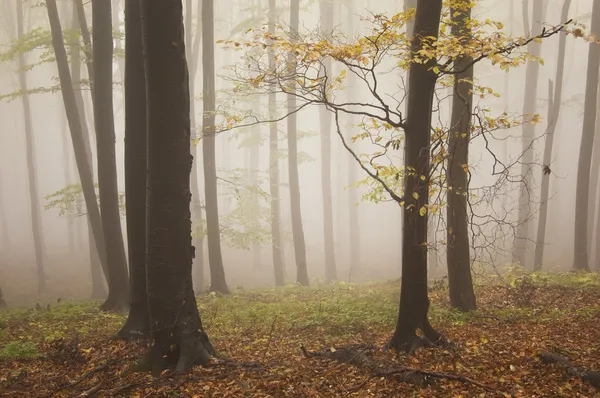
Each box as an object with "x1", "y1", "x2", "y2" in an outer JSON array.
[
  {"x1": 43, "y1": 359, "x2": 119, "y2": 398},
  {"x1": 538, "y1": 351, "x2": 600, "y2": 388}
]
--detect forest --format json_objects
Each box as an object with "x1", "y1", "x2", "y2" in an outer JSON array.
[{"x1": 0, "y1": 0, "x2": 599, "y2": 396}]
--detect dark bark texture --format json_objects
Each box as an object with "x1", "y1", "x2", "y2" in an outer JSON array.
[
  {"x1": 91, "y1": 0, "x2": 130, "y2": 311},
  {"x1": 268, "y1": 0, "x2": 285, "y2": 286},
  {"x1": 288, "y1": 0, "x2": 309, "y2": 286},
  {"x1": 202, "y1": 0, "x2": 229, "y2": 294},
  {"x1": 46, "y1": 0, "x2": 109, "y2": 303},
  {"x1": 387, "y1": 0, "x2": 444, "y2": 352},
  {"x1": 573, "y1": 0, "x2": 600, "y2": 272},
  {"x1": 118, "y1": 0, "x2": 149, "y2": 340},
  {"x1": 446, "y1": 1, "x2": 476, "y2": 312},
  {"x1": 140, "y1": 0, "x2": 214, "y2": 374},
  {"x1": 16, "y1": 0, "x2": 46, "y2": 295}
]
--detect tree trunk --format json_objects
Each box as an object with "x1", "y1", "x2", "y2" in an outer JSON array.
[
  {"x1": 346, "y1": 0, "x2": 360, "y2": 278},
  {"x1": 587, "y1": 86, "x2": 600, "y2": 266},
  {"x1": 446, "y1": 1, "x2": 476, "y2": 312},
  {"x1": 387, "y1": 0, "x2": 444, "y2": 352},
  {"x1": 15, "y1": 0, "x2": 46, "y2": 294},
  {"x1": 111, "y1": 0, "x2": 125, "y2": 84},
  {"x1": 288, "y1": 0, "x2": 309, "y2": 286},
  {"x1": 140, "y1": 0, "x2": 214, "y2": 374},
  {"x1": 268, "y1": 0, "x2": 285, "y2": 286},
  {"x1": 534, "y1": 0, "x2": 570, "y2": 271},
  {"x1": 513, "y1": 0, "x2": 544, "y2": 269},
  {"x1": 202, "y1": 0, "x2": 229, "y2": 294},
  {"x1": 0, "y1": 285, "x2": 6, "y2": 309},
  {"x1": 59, "y1": 102, "x2": 75, "y2": 253},
  {"x1": 0, "y1": 172, "x2": 9, "y2": 250},
  {"x1": 573, "y1": 0, "x2": 600, "y2": 272},
  {"x1": 91, "y1": 0, "x2": 130, "y2": 311},
  {"x1": 186, "y1": 0, "x2": 205, "y2": 293},
  {"x1": 318, "y1": 0, "x2": 337, "y2": 282},
  {"x1": 46, "y1": 0, "x2": 109, "y2": 304},
  {"x1": 118, "y1": 0, "x2": 149, "y2": 340},
  {"x1": 71, "y1": 0, "x2": 108, "y2": 298}
]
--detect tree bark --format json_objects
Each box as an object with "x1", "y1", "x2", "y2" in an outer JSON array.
[
  {"x1": 186, "y1": 0, "x2": 206, "y2": 293},
  {"x1": 91, "y1": 0, "x2": 130, "y2": 311},
  {"x1": 268, "y1": 0, "x2": 285, "y2": 286},
  {"x1": 0, "y1": 172, "x2": 9, "y2": 250},
  {"x1": 288, "y1": 0, "x2": 309, "y2": 286},
  {"x1": 534, "y1": 0, "x2": 570, "y2": 270},
  {"x1": 59, "y1": 102, "x2": 75, "y2": 253},
  {"x1": 140, "y1": 0, "x2": 214, "y2": 374},
  {"x1": 446, "y1": 1, "x2": 476, "y2": 312},
  {"x1": 513, "y1": 0, "x2": 544, "y2": 269},
  {"x1": 202, "y1": 0, "x2": 229, "y2": 294},
  {"x1": 587, "y1": 84, "x2": 600, "y2": 266},
  {"x1": 573, "y1": 0, "x2": 600, "y2": 272},
  {"x1": 111, "y1": 0, "x2": 125, "y2": 84},
  {"x1": 16, "y1": 0, "x2": 46, "y2": 295},
  {"x1": 387, "y1": 0, "x2": 444, "y2": 352},
  {"x1": 318, "y1": 0, "x2": 337, "y2": 282},
  {"x1": 46, "y1": 0, "x2": 109, "y2": 304},
  {"x1": 118, "y1": 0, "x2": 149, "y2": 340}
]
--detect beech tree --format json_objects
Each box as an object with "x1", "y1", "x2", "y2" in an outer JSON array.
[
  {"x1": 118, "y1": 0, "x2": 149, "y2": 340},
  {"x1": 140, "y1": 0, "x2": 215, "y2": 373},
  {"x1": 91, "y1": 0, "x2": 130, "y2": 311}
]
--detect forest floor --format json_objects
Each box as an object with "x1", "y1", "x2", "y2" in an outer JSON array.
[{"x1": 1, "y1": 272, "x2": 599, "y2": 397}]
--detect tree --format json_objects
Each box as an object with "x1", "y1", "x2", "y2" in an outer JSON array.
[
  {"x1": 268, "y1": 0, "x2": 285, "y2": 286},
  {"x1": 573, "y1": 0, "x2": 600, "y2": 272},
  {"x1": 513, "y1": 0, "x2": 544, "y2": 269},
  {"x1": 446, "y1": 1, "x2": 476, "y2": 312},
  {"x1": 91, "y1": 0, "x2": 130, "y2": 310},
  {"x1": 15, "y1": 0, "x2": 46, "y2": 294},
  {"x1": 534, "y1": 0, "x2": 571, "y2": 270},
  {"x1": 202, "y1": 0, "x2": 230, "y2": 294},
  {"x1": 288, "y1": 0, "x2": 309, "y2": 286},
  {"x1": 0, "y1": 285, "x2": 6, "y2": 309},
  {"x1": 319, "y1": 0, "x2": 337, "y2": 282},
  {"x1": 118, "y1": 0, "x2": 149, "y2": 340},
  {"x1": 140, "y1": 0, "x2": 215, "y2": 374},
  {"x1": 185, "y1": 0, "x2": 206, "y2": 292},
  {"x1": 46, "y1": 0, "x2": 109, "y2": 306}
]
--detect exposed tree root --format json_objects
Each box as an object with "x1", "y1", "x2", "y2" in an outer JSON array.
[
  {"x1": 538, "y1": 351, "x2": 600, "y2": 388},
  {"x1": 43, "y1": 358, "x2": 123, "y2": 398},
  {"x1": 301, "y1": 345, "x2": 497, "y2": 393},
  {"x1": 116, "y1": 308, "x2": 149, "y2": 340}
]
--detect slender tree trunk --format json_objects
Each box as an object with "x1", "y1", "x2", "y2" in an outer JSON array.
[
  {"x1": 387, "y1": 0, "x2": 444, "y2": 352},
  {"x1": 317, "y1": 0, "x2": 337, "y2": 282},
  {"x1": 513, "y1": 0, "x2": 544, "y2": 269},
  {"x1": 59, "y1": 100, "x2": 75, "y2": 253},
  {"x1": 573, "y1": 0, "x2": 600, "y2": 272},
  {"x1": 534, "y1": 0, "x2": 570, "y2": 270},
  {"x1": 71, "y1": 0, "x2": 108, "y2": 297},
  {"x1": 287, "y1": 0, "x2": 309, "y2": 286},
  {"x1": 346, "y1": 0, "x2": 360, "y2": 278},
  {"x1": 118, "y1": 0, "x2": 149, "y2": 340},
  {"x1": 0, "y1": 172, "x2": 9, "y2": 250},
  {"x1": 16, "y1": 0, "x2": 46, "y2": 295},
  {"x1": 186, "y1": 0, "x2": 205, "y2": 292},
  {"x1": 112, "y1": 0, "x2": 125, "y2": 84},
  {"x1": 268, "y1": 0, "x2": 285, "y2": 286},
  {"x1": 446, "y1": 1, "x2": 476, "y2": 312},
  {"x1": 91, "y1": 0, "x2": 130, "y2": 311},
  {"x1": 0, "y1": 285, "x2": 6, "y2": 309},
  {"x1": 46, "y1": 0, "x2": 109, "y2": 304},
  {"x1": 202, "y1": 0, "x2": 229, "y2": 294},
  {"x1": 140, "y1": 0, "x2": 214, "y2": 374},
  {"x1": 587, "y1": 85, "x2": 600, "y2": 265}
]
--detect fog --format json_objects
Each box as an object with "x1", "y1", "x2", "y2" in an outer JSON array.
[{"x1": 0, "y1": 0, "x2": 596, "y2": 305}]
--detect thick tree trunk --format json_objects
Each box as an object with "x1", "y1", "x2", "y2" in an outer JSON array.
[
  {"x1": 446, "y1": 1, "x2": 476, "y2": 312},
  {"x1": 268, "y1": 0, "x2": 285, "y2": 286},
  {"x1": 513, "y1": 0, "x2": 544, "y2": 269},
  {"x1": 387, "y1": 0, "x2": 444, "y2": 352},
  {"x1": 202, "y1": 0, "x2": 229, "y2": 294},
  {"x1": 16, "y1": 0, "x2": 46, "y2": 295},
  {"x1": 186, "y1": 0, "x2": 205, "y2": 293},
  {"x1": 118, "y1": 0, "x2": 149, "y2": 340},
  {"x1": 71, "y1": 0, "x2": 108, "y2": 297},
  {"x1": 288, "y1": 0, "x2": 309, "y2": 286},
  {"x1": 318, "y1": 0, "x2": 337, "y2": 282},
  {"x1": 92, "y1": 0, "x2": 130, "y2": 311},
  {"x1": 573, "y1": 0, "x2": 600, "y2": 272},
  {"x1": 46, "y1": 0, "x2": 109, "y2": 303},
  {"x1": 345, "y1": 0, "x2": 360, "y2": 278},
  {"x1": 140, "y1": 0, "x2": 214, "y2": 374}
]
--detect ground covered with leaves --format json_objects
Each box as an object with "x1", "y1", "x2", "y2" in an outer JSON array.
[{"x1": 1, "y1": 272, "x2": 599, "y2": 397}]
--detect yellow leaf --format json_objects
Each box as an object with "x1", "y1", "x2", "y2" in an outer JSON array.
[
  {"x1": 193, "y1": 138, "x2": 200, "y2": 146},
  {"x1": 419, "y1": 206, "x2": 427, "y2": 216},
  {"x1": 412, "y1": 192, "x2": 419, "y2": 200}
]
